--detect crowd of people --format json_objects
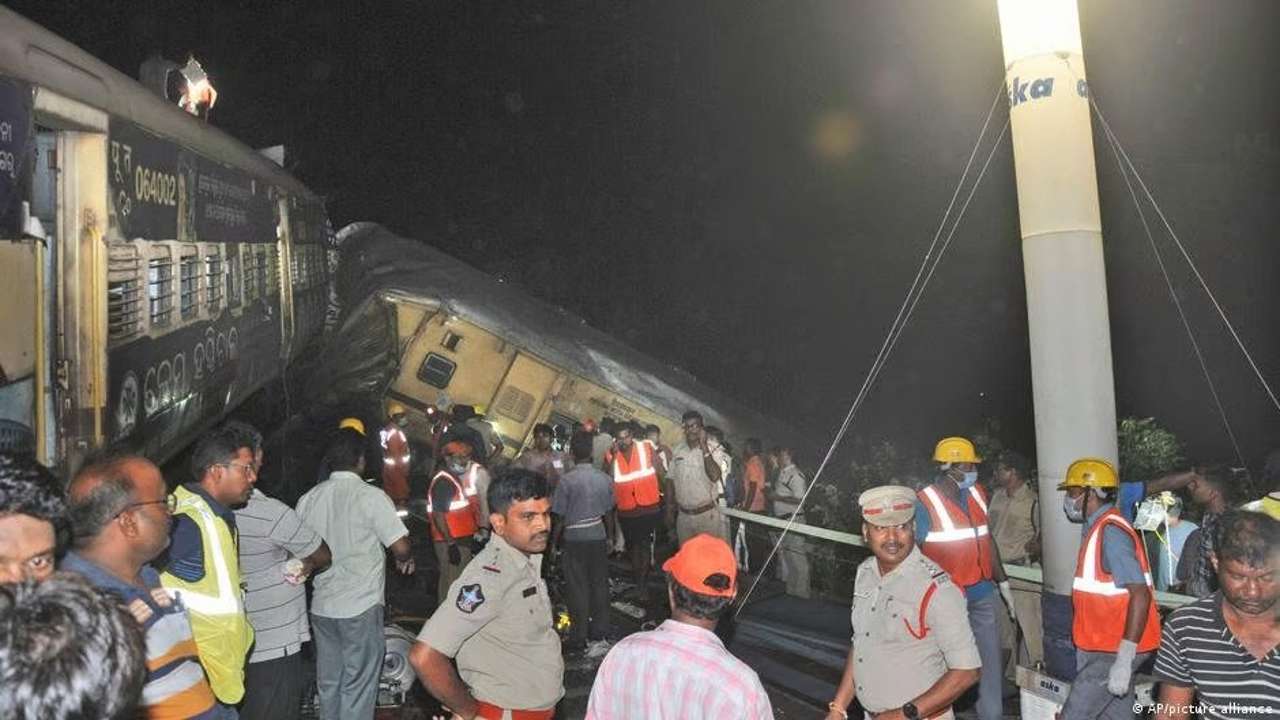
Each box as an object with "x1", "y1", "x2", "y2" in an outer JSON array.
[{"x1": 0, "y1": 410, "x2": 1275, "y2": 720}]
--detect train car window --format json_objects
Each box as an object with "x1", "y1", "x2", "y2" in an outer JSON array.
[
  {"x1": 243, "y1": 246, "x2": 261, "y2": 301},
  {"x1": 265, "y1": 246, "x2": 279, "y2": 296},
  {"x1": 179, "y1": 251, "x2": 200, "y2": 320},
  {"x1": 442, "y1": 331, "x2": 463, "y2": 352},
  {"x1": 106, "y1": 243, "x2": 143, "y2": 344},
  {"x1": 147, "y1": 247, "x2": 175, "y2": 329},
  {"x1": 494, "y1": 385, "x2": 536, "y2": 423},
  {"x1": 205, "y1": 249, "x2": 223, "y2": 313},
  {"x1": 290, "y1": 244, "x2": 302, "y2": 287},
  {"x1": 227, "y1": 247, "x2": 242, "y2": 308},
  {"x1": 417, "y1": 352, "x2": 457, "y2": 389},
  {"x1": 257, "y1": 246, "x2": 272, "y2": 297},
  {"x1": 310, "y1": 246, "x2": 326, "y2": 287}
]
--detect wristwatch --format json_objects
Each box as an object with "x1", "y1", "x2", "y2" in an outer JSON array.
[{"x1": 902, "y1": 702, "x2": 920, "y2": 720}]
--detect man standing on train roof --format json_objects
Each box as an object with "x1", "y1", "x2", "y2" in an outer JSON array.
[
  {"x1": 1058, "y1": 458, "x2": 1161, "y2": 720},
  {"x1": 380, "y1": 401, "x2": 412, "y2": 504},
  {"x1": 411, "y1": 469, "x2": 564, "y2": 720},
  {"x1": 668, "y1": 411, "x2": 728, "y2": 544},
  {"x1": 429, "y1": 441, "x2": 487, "y2": 604},
  {"x1": 827, "y1": 485, "x2": 980, "y2": 720},
  {"x1": 913, "y1": 436, "x2": 1014, "y2": 720}
]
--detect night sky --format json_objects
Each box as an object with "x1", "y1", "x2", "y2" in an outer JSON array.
[{"x1": 12, "y1": 1, "x2": 1280, "y2": 475}]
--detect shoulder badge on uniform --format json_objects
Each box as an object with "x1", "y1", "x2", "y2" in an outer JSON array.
[{"x1": 456, "y1": 583, "x2": 486, "y2": 614}]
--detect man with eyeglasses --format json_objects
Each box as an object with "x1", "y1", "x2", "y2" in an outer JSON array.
[
  {"x1": 160, "y1": 424, "x2": 259, "y2": 713},
  {"x1": 66, "y1": 449, "x2": 223, "y2": 719}
]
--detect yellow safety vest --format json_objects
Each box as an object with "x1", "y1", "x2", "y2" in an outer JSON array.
[
  {"x1": 160, "y1": 486, "x2": 254, "y2": 704},
  {"x1": 1244, "y1": 494, "x2": 1280, "y2": 521}
]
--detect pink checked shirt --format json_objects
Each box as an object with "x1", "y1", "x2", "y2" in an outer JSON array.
[{"x1": 585, "y1": 619, "x2": 775, "y2": 720}]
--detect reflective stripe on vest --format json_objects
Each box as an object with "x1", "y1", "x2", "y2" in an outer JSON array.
[
  {"x1": 613, "y1": 441, "x2": 657, "y2": 484},
  {"x1": 160, "y1": 486, "x2": 254, "y2": 704},
  {"x1": 920, "y1": 486, "x2": 992, "y2": 542},
  {"x1": 170, "y1": 494, "x2": 240, "y2": 616},
  {"x1": 918, "y1": 485, "x2": 995, "y2": 586},
  {"x1": 380, "y1": 426, "x2": 410, "y2": 466},
  {"x1": 427, "y1": 470, "x2": 479, "y2": 540},
  {"x1": 426, "y1": 472, "x2": 472, "y2": 512},
  {"x1": 1071, "y1": 509, "x2": 1161, "y2": 652}
]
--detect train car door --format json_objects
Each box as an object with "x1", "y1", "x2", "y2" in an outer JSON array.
[
  {"x1": 0, "y1": 80, "x2": 106, "y2": 467},
  {"x1": 485, "y1": 352, "x2": 560, "y2": 456}
]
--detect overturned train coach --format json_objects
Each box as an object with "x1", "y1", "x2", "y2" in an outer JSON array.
[
  {"x1": 308, "y1": 222, "x2": 805, "y2": 462},
  {"x1": 0, "y1": 8, "x2": 331, "y2": 471}
]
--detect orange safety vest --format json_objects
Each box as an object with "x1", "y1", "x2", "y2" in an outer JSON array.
[
  {"x1": 1071, "y1": 509, "x2": 1161, "y2": 653},
  {"x1": 380, "y1": 423, "x2": 411, "y2": 502},
  {"x1": 426, "y1": 469, "x2": 479, "y2": 541},
  {"x1": 917, "y1": 484, "x2": 996, "y2": 587},
  {"x1": 610, "y1": 440, "x2": 662, "y2": 512}
]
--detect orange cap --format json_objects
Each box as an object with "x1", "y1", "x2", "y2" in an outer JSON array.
[
  {"x1": 582, "y1": 418, "x2": 598, "y2": 433},
  {"x1": 662, "y1": 534, "x2": 737, "y2": 598}
]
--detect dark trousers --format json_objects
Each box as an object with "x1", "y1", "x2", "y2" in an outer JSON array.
[
  {"x1": 563, "y1": 539, "x2": 611, "y2": 647},
  {"x1": 241, "y1": 651, "x2": 305, "y2": 720}
]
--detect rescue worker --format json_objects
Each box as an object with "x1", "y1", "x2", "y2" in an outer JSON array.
[
  {"x1": 828, "y1": 485, "x2": 980, "y2": 720},
  {"x1": 410, "y1": 469, "x2": 564, "y2": 719},
  {"x1": 913, "y1": 436, "x2": 1013, "y2": 720},
  {"x1": 1059, "y1": 458, "x2": 1160, "y2": 720},
  {"x1": 338, "y1": 416, "x2": 366, "y2": 436},
  {"x1": 380, "y1": 402, "x2": 412, "y2": 504},
  {"x1": 605, "y1": 422, "x2": 665, "y2": 608},
  {"x1": 429, "y1": 441, "x2": 484, "y2": 603},
  {"x1": 160, "y1": 424, "x2": 257, "y2": 710}
]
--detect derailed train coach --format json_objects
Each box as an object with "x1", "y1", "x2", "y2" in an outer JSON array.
[
  {"x1": 308, "y1": 222, "x2": 807, "y2": 462},
  {"x1": 0, "y1": 8, "x2": 330, "y2": 470}
]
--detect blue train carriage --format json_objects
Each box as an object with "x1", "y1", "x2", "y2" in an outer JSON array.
[{"x1": 0, "y1": 7, "x2": 329, "y2": 471}]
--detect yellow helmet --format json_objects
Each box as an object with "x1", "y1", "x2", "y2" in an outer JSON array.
[
  {"x1": 1058, "y1": 457, "x2": 1118, "y2": 490},
  {"x1": 933, "y1": 437, "x2": 981, "y2": 464},
  {"x1": 387, "y1": 401, "x2": 407, "y2": 418},
  {"x1": 338, "y1": 417, "x2": 366, "y2": 436}
]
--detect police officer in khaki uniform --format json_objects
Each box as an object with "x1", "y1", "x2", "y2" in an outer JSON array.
[
  {"x1": 826, "y1": 486, "x2": 981, "y2": 720},
  {"x1": 410, "y1": 469, "x2": 564, "y2": 720}
]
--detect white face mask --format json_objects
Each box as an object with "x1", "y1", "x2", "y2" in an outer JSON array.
[
  {"x1": 447, "y1": 460, "x2": 467, "y2": 475},
  {"x1": 1063, "y1": 493, "x2": 1085, "y2": 522},
  {"x1": 957, "y1": 470, "x2": 979, "y2": 490}
]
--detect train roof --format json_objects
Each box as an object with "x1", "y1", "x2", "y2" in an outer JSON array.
[
  {"x1": 333, "y1": 222, "x2": 807, "y2": 452},
  {"x1": 0, "y1": 7, "x2": 319, "y2": 201}
]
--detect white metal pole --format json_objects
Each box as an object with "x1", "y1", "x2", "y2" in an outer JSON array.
[{"x1": 996, "y1": 0, "x2": 1118, "y2": 635}]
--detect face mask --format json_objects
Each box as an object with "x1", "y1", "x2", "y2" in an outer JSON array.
[
  {"x1": 447, "y1": 461, "x2": 467, "y2": 475},
  {"x1": 957, "y1": 470, "x2": 978, "y2": 490},
  {"x1": 1063, "y1": 493, "x2": 1085, "y2": 522}
]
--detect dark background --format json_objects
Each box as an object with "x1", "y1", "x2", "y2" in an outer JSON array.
[{"x1": 13, "y1": 1, "x2": 1280, "y2": 477}]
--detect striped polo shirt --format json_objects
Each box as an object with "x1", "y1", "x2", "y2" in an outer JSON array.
[
  {"x1": 234, "y1": 489, "x2": 323, "y2": 662},
  {"x1": 1154, "y1": 592, "x2": 1280, "y2": 719},
  {"x1": 63, "y1": 552, "x2": 219, "y2": 720}
]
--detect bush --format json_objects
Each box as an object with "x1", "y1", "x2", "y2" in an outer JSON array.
[{"x1": 1117, "y1": 417, "x2": 1183, "y2": 486}]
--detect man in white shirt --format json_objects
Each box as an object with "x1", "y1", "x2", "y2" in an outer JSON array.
[{"x1": 297, "y1": 429, "x2": 416, "y2": 720}]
